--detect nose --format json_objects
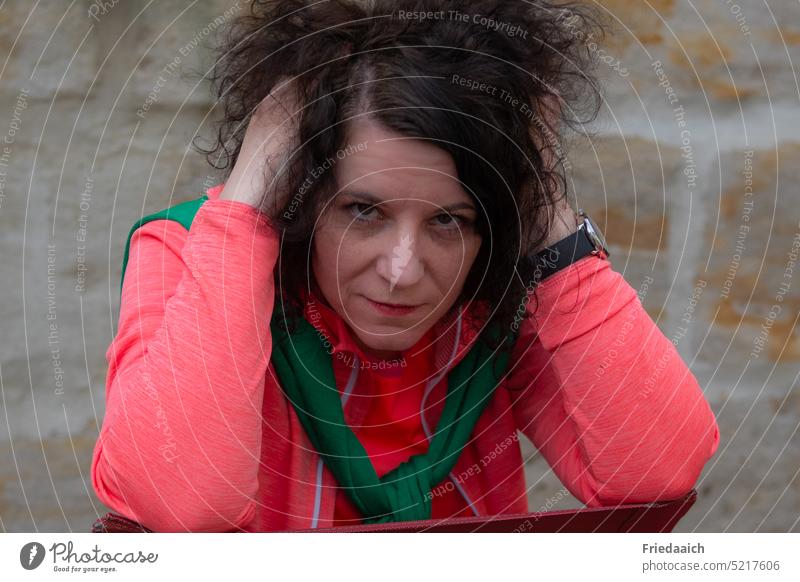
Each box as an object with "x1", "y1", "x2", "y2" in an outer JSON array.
[{"x1": 375, "y1": 228, "x2": 425, "y2": 294}]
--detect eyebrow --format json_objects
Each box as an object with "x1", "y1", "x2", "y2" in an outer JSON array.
[{"x1": 342, "y1": 190, "x2": 476, "y2": 213}]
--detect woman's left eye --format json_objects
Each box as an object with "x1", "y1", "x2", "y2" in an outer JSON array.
[{"x1": 433, "y1": 213, "x2": 464, "y2": 228}]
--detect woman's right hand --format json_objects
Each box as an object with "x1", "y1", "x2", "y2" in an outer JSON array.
[{"x1": 219, "y1": 76, "x2": 301, "y2": 213}]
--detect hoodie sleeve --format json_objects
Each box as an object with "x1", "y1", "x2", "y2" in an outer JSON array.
[
  {"x1": 506, "y1": 254, "x2": 720, "y2": 507},
  {"x1": 91, "y1": 199, "x2": 279, "y2": 531}
]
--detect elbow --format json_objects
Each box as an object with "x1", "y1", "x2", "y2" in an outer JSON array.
[
  {"x1": 581, "y1": 416, "x2": 721, "y2": 508},
  {"x1": 582, "y1": 470, "x2": 700, "y2": 509},
  {"x1": 649, "y1": 396, "x2": 720, "y2": 501},
  {"x1": 91, "y1": 437, "x2": 256, "y2": 532},
  {"x1": 653, "y1": 411, "x2": 720, "y2": 502}
]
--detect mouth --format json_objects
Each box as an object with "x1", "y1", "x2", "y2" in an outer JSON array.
[{"x1": 363, "y1": 296, "x2": 422, "y2": 316}]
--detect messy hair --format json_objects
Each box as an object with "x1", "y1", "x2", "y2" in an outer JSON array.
[{"x1": 194, "y1": 0, "x2": 605, "y2": 351}]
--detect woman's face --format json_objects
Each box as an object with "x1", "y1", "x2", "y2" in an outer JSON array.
[{"x1": 311, "y1": 119, "x2": 482, "y2": 360}]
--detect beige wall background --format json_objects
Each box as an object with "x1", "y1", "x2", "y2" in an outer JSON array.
[{"x1": 0, "y1": 0, "x2": 797, "y2": 532}]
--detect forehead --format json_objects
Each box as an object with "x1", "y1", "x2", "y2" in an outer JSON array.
[{"x1": 335, "y1": 118, "x2": 468, "y2": 201}]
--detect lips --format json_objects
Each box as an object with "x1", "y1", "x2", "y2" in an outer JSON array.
[
  {"x1": 369, "y1": 299, "x2": 419, "y2": 308},
  {"x1": 363, "y1": 295, "x2": 422, "y2": 316}
]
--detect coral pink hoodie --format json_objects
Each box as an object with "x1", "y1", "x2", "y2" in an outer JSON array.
[{"x1": 91, "y1": 183, "x2": 720, "y2": 532}]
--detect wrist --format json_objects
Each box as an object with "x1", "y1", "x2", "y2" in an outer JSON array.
[
  {"x1": 541, "y1": 213, "x2": 578, "y2": 249},
  {"x1": 526, "y1": 209, "x2": 609, "y2": 283},
  {"x1": 219, "y1": 169, "x2": 267, "y2": 208},
  {"x1": 532, "y1": 206, "x2": 579, "y2": 253}
]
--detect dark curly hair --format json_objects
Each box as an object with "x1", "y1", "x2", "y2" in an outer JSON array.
[{"x1": 193, "y1": 0, "x2": 605, "y2": 352}]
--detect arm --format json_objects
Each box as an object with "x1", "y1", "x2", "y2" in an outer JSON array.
[
  {"x1": 91, "y1": 200, "x2": 279, "y2": 531},
  {"x1": 507, "y1": 254, "x2": 720, "y2": 507}
]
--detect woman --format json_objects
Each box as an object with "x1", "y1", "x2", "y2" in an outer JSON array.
[{"x1": 92, "y1": 0, "x2": 720, "y2": 532}]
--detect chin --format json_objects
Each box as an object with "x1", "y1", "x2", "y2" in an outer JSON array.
[
  {"x1": 361, "y1": 336, "x2": 412, "y2": 353},
  {"x1": 356, "y1": 332, "x2": 419, "y2": 358}
]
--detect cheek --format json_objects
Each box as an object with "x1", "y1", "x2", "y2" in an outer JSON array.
[
  {"x1": 421, "y1": 239, "x2": 480, "y2": 312},
  {"x1": 311, "y1": 230, "x2": 338, "y2": 288},
  {"x1": 434, "y1": 237, "x2": 481, "y2": 282},
  {"x1": 312, "y1": 228, "x2": 366, "y2": 288}
]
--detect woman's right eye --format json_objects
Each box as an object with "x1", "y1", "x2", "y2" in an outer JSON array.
[{"x1": 346, "y1": 202, "x2": 379, "y2": 222}]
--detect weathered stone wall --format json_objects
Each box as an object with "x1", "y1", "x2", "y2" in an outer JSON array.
[{"x1": 0, "y1": 1, "x2": 797, "y2": 532}]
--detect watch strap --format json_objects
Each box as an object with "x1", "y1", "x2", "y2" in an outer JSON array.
[{"x1": 527, "y1": 224, "x2": 600, "y2": 282}]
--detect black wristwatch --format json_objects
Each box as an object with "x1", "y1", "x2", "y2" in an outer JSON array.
[{"x1": 527, "y1": 209, "x2": 609, "y2": 282}]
